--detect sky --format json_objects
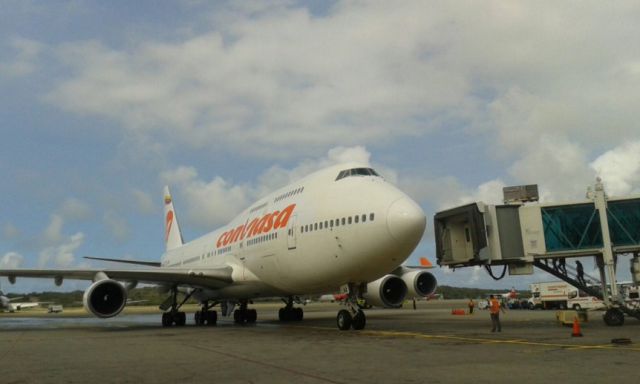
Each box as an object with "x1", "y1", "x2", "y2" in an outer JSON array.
[{"x1": 1, "y1": 1, "x2": 640, "y2": 293}]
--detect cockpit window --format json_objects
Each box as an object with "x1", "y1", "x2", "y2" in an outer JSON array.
[{"x1": 335, "y1": 168, "x2": 380, "y2": 181}]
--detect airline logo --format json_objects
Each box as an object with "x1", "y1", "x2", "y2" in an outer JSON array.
[
  {"x1": 165, "y1": 210, "x2": 174, "y2": 242},
  {"x1": 165, "y1": 195, "x2": 172, "y2": 205},
  {"x1": 217, "y1": 204, "x2": 296, "y2": 247}
]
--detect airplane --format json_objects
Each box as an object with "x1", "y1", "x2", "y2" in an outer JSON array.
[
  {"x1": 0, "y1": 163, "x2": 436, "y2": 330},
  {"x1": 500, "y1": 287, "x2": 518, "y2": 300},
  {"x1": 0, "y1": 291, "x2": 43, "y2": 312}
]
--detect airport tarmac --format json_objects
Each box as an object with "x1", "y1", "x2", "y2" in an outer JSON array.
[{"x1": 1, "y1": 300, "x2": 638, "y2": 383}]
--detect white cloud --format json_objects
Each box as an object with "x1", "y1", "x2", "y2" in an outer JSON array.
[
  {"x1": 0, "y1": 37, "x2": 42, "y2": 78},
  {"x1": 508, "y1": 136, "x2": 594, "y2": 201},
  {"x1": 38, "y1": 232, "x2": 84, "y2": 268},
  {"x1": 43, "y1": 214, "x2": 64, "y2": 244},
  {"x1": 1, "y1": 252, "x2": 23, "y2": 268},
  {"x1": 58, "y1": 198, "x2": 92, "y2": 221},
  {"x1": 103, "y1": 211, "x2": 130, "y2": 242},
  {"x1": 590, "y1": 141, "x2": 640, "y2": 196},
  {"x1": 39, "y1": 2, "x2": 640, "y2": 163},
  {"x1": 132, "y1": 189, "x2": 156, "y2": 214},
  {"x1": 2, "y1": 223, "x2": 20, "y2": 240},
  {"x1": 161, "y1": 167, "x2": 254, "y2": 229},
  {"x1": 36, "y1": 215, "x2": 86, "y2": 268}
]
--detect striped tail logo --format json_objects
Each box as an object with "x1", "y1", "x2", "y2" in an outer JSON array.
[{"x1": 165, "y1": 211, "x2": 174, "y2": 242}]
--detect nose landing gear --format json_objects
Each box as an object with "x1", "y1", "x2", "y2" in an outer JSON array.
[{"x1": 336, "y1": 283, "x2": 367, "y2": 331}]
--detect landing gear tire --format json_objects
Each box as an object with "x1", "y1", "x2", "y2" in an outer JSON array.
[
  {"x1": 352, "y1": 310, "x2": 366, "y2": 330},
  {"x1": 337, "y1": 309, "x2": 352, "y2": 331},
  {"x1": 207, "y1": 310, "x2": 218, "y2": 326},
  {"x1": 278, "y1": 298, "x2": 303, "y2": 322},
  {"x1": 246, "y1": 309, "x2": 257, "y2": 323},
  {"x1": 603, "y1": 308, "x2": 625, "y2": 326},
  {"x1": 162, "y1": 312, "x2": 172, "y2": 327},
  {"x1": 195, "y1": 310, "x2": 218, "y2": 326},
  {"x1": 176, "y1": 311, "x2": 186, "y2": 326},
  {"x1": 234, "y1": 309, "x2": 246, "y2": 324}
]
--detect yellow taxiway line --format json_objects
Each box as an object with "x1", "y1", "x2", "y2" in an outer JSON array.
[{"x1": 301, "y1": 326, "x2": 640, "y2": 352}]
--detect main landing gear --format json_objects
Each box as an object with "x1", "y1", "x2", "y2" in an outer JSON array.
[
  {"x1": 161, "y1": 287, "x2": 190, "y2": 327},
  {"x1": 195, "y1": 300, "x2": 218, "y2": 326},
  {"x1": 233, "y1": 300, "x2": 257, "y2": 324},
  {"x1": 279, "y1": 296, "x2": 303, "y2": 322},
  {"x1": 336, "y1": 283, "x2": 366, "y2": 331}
]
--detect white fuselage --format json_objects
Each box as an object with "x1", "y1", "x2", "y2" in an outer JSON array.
[{"x1": 160, "y1": 163, "x2": 426, "y2": 301}]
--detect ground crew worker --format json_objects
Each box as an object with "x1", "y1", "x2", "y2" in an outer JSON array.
[
  {"x1": 468, "y1": 298, "x2": 475, "y2": 314},
  {"x1": 489, "y1": 295, "x2": 505, "y2": 332},
  {"x1": 576, "y1": 260, "x2": 586, "y2": 286}
]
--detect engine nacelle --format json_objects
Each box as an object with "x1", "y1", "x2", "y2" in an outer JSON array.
[
  {"x1": 363, "y1": 275, "x2": 407, "y2": 308},
  {"x1": 83, "y1": 279, "x2": 127, "y2": 318},
  {"x1": 400, "y1": 270, "x2": 437, "y2": 298}
]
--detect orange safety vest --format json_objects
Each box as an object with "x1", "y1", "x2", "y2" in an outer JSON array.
[{"x1": 489, "y1": 298, "x2": 501, "y2": 314}]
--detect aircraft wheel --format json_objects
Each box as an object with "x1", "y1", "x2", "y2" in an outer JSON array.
[
  {"x1": 176, "y1": 311, "x2": 186, "y2": 326},
  {"x1": 234, "y1": 309, "x2": 247, "y2": 324},
  {"x1": 603, "y1": 308, "x2": 625, "y2": 326},
  {"x1": 207, "y1": 311, "x2": 217, "y2": 326},
  {"x1": 337, "y1": 310, "x2": 352, "y2": 331},
  {"x1": 247, "y1": 309, "x2": 257, "y2": 323},
  {"x1": 352, "y1": 310, "x2": 366, "y2": 330},
  {"x1": 195, "y1": 311, "x2": 202, "y2": 326},
  {"x1": 161, "y1": 312, "x2": 172, "y2": 327},
  {"x1": 295, "y1": 307, "x2": 303, "y2": 321}
]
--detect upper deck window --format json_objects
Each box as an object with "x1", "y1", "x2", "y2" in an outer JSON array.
[{"x1": 335, "y1": 168, "x2": 381, "y2": 181}]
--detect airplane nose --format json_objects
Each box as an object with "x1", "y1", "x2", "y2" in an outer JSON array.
[{"x1": 386, "y1": 197, "x2": 426, "y2": 244}]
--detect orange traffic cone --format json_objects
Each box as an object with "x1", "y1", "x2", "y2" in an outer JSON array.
[{"x1": 571, "y1": 317, "x2": 583, "y2": 337}]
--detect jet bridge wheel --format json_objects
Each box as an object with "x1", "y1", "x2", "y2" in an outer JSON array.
[{"x1": 603, "y1": 308, "x2": 625, "y2": 326}]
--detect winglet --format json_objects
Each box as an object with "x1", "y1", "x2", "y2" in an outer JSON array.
[{"x1": 163, "y1": 186, "x2": 184, "y2": 251}]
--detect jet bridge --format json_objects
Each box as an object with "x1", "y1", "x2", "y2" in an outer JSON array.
[{"x1": 434, "y1": 179, "x2": 640, "y2": 326}]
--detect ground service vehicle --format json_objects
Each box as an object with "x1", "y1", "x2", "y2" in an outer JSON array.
[{"x1": 528, "y1": 282, "x2": 604, "y2": 310}]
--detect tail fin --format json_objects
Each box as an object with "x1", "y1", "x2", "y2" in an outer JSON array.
[{"x1": 163, "y1": 186, "x2": 184, "y2": 251}]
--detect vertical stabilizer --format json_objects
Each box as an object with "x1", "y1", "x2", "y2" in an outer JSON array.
[{"x1": 163, "y1": 186, "x2": 184, "y2": 251}]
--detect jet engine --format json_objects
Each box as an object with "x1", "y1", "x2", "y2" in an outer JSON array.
[
  {"x1": 363, "y1": 275, "x2": 407, "y2": 308},
  {"x1": 83, "y1": 279, "x2": 127, "y2": 318},
  {"x1": 401, "y1": 270, "x2": 437, "y2": 298}
]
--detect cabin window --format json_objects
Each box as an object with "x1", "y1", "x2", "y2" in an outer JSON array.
[
  {"x1": 330, "y1": 219, "x2": 334, "y2": 227},
  {"x1": 370, "y1": 213, "x2": 375, "y2": 221},
  {"x1": 348, "y1": 217, "x2": 352, "y2": 225},
  {"x1": 314, "y1": 223, "x2": 318, "y2": 231},
  {"x1": 355, "y1": 215, "x2": 359, "y2": 223},
  {"x1": 341, "y1": 218, "x2": 346, "y2": 225}
]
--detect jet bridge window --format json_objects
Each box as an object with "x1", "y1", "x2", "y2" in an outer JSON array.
[{"x1": 335, "y1": 168, "x2": 381, "y2": 181}]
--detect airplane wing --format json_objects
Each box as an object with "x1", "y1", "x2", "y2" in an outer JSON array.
[{"x1": 0, "y1": 266, "x2": 234, "y2": 289}]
